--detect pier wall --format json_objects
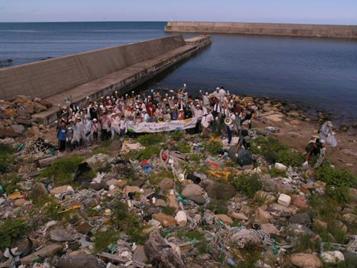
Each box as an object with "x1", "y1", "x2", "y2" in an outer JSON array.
[
  {"x1": 165, "y1": 21, "x2": 357, "y2": 40},
  {"x1": 0, "y1": 35, "x2": 211, "y2": 123},
  {"x1": 0, "y1": 35, "x2": 185, "y2": 100}
]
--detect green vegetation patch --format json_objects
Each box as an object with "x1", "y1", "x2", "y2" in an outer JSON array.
[
  {"x1": 0, "y1": 144, "x2": 15, "y2": 174},
  {"x1": 110, "y1": 200, "x2": 147, "y2": 244},
  {"x1": 251, "y1": 136, "x2": 304, "y2": 166},
  {"x1": 134, "y1": 145, "x2": 161, "y2": 160},
  {"x1": 94, "y1": 229, "x2": 119, "y2": 253},
  {"x1": 314, "y1": 163, "x2": 357, "y2": 205},
  {"x1": 0, "y1": 219, "x2": 29, "y2": 250},
  {"x1": 170, "y1": 131, "x2": 184, "y2": 141},
  {"x1": 268, "y1": 167, "x2": 287, "y2": 178},
  {"x1": 161, "y1": 206, "x2": 176, "y2": 216},
  {"x1": 40, "y1": 155, "x2": 85, "y2": 186},
  {"x1": 176, "y1": 230, "x2": 209, "y2": 254},
  {"x1": 207, "y1": 198, "x2": 228, "y2": 214},
  {"x1": 137, "y1": 133, "x2": 166, "y2": 146},
  {"x1": 0, "y1": 173, "x2": 21, "y2": 194},
  {"x1": 292, "y1": 234, "x2": 321, "y2": 253},
  {"x1": 232, "y1": 173, "x2": 262, "y2": 198},
  {"x1": 309, "y1": 194, "x2": 347, "y2": 244},
  {"x1": 316, "y1": 163, "x2": 357, "y2": 188},
  {"x1": 204, "y1": 140, "x2": 223, "y2": 155},
  {"x1": 175, "y1": 141, "x2": 191, "y2": 153},
  {"x1": 148, "y1": 169, "x2": 173, "y2": 185}
]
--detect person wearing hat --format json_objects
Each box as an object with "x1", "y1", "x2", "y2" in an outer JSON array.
[
  {"x1": 225, "y1": 112, "x2": 236, "y2": 145},
  {"x1": 91, "y1": 118, "x2": 101, "y2": 142},
  {"x1": 201, "y1": 109, "x2": 214, "y2": 137}
]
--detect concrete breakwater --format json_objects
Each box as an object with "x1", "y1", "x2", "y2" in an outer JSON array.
[
  {"x1": 165, "y1": 21, "x2": 357, "y2": 40},
  {"x1": 0, "y1": 35, "x2": 211, "y2": 124}
]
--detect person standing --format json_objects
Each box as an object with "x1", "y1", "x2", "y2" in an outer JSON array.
[{"x1": 57, "y1": 121, "x2": 67, "y2": 152}]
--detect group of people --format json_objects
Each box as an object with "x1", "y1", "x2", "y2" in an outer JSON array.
[
  {"x1": 56, "y1": 86, "x2": 257, "y2": 152},
  {"x1": 56, "y1": 85, "x2": 336, "y2": 169}
]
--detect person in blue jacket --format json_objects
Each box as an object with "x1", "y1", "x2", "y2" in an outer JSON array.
[{"x1": 57, "y1": 120, "x2": 67, "y2": 152}]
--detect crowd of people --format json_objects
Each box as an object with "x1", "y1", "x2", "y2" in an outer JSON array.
[
  {"x1": 56, "y1": 86, "x2": 257, "y2": 152},
  {"x1": 56, "y1": 85, "x2": 336, "y2": 169}
]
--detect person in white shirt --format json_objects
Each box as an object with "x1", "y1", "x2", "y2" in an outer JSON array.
[
  {"x1": 119, "y1": 116, "x2": 128, "y2": 138},
  {"x1": 72, "y1": 117, "x2": 83, "y2": 148},
  {"x1": 110, "y1": 114, "x2": 121, "y2": 140},
  {"x1": 218, "y1": 86, "x2": 226, "y2": 102},
  {"x1": 82, "y1": 117, "x2": 93, "y2": 145},
  {"x1": 201, "y1": 111, "x2": 214, "y2": 137},
  {"x1": 202, "y1": 92, "x2": 210, "y2": 107}
]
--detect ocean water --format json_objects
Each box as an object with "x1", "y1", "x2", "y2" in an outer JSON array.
[{"x1": 1, "y1": 22, "x2": 357, "y2": 123}]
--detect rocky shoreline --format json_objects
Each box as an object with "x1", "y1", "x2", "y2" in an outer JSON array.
[{"x1": 0, "y1": 91, "x2": 356, "y2": 268}]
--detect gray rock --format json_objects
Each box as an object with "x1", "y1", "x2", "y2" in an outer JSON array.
[
  {"x1": 182, "y1": 184, "x2": 207, "y2": 204},
  {"x1": 57, "y1": 255, "x2": 105, "y2": 268},
  {"x1": 133, "y1": 245, "x2": 148, "y2": 264},
  {"x1": 289, "y1": 213, "x2": 312, "y2": 226},
  {"x1": 49, "y1": 227, "x2": 74, "y2": 242},
  {"x1": 159, "y1": 178, "x2": 174, "y2": 191},
  {"x1": 11, "y1": 124, "x2": 25, "y2": 134},
  {"x1": 202, "y1": 179, "x2": 236, "y2": 200},
  {"x1": 21, "y1": 243, "x2": 63, "y2": 265},
  {"x1": 31, "y1": 182, "x2": 48, "y2": 199},
  {"x1": 230, "y1": 229, "x2": 262, "y2": 249}
]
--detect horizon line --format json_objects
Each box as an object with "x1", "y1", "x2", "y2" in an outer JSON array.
[{"x1": 0, "y1": 20, "x2": 356, "y2": 26}]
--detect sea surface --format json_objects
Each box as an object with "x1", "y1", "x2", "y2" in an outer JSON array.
[{"x1": 1, "y1": 21, "x2": 357, "y2": 124}]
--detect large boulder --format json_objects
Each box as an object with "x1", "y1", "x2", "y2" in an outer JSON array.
[
  {"x1": 85, "y1": 153, "x2": 113, "y2": 170},
  {"x1": 290, "y1": 253, "x2": 322, "y2": 268},
  {"x1": 230, "y1": 229, "x2": 262, "y2": 249},
  {"x1": 321, "y1": 251, "x2": 344, "y2": 264},
  {"x1": 182, "y1": 184, "x2": 207, "y2": 205},
  {"x1": 202, "y1": 179, "x2": 236, "y2": 200},
  {"x1": 49, "y1": 227, "x2": 75, "y2": 242},
  {"x1": 144, "y1": 230, "x2": 185, "y2": 268}
]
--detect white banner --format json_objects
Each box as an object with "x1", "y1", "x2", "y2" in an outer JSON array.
[{"x1": 127, "y1": 117, "x2": 199, "y2": 133}]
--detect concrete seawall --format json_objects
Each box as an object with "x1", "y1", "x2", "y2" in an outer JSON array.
[
  {"x1": 0, "y1": 35, "x2": 211, "y2": 123},
  {"x1": 166, "y1": 21, "x2": 357, "y2": 40}
]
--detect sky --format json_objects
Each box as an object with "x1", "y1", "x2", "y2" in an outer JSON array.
[{"x1": 0, "y1": 0, "x2": 356, "y2": 24}]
